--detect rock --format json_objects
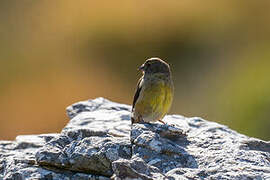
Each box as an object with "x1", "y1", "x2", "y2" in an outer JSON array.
[
  {"x1": 36, "y1": 98, "x2": 132, "y2": 177},
  {"x1": 112, "y1": 157, "x2": 165, "y2": 180},
  {"x1": 0, "y1": 134, "x2": 108, "y2": 180},
  {"x1": 36, "y1": 134, "x2": 131, "y2": 176},
  {"x1": 0, "y1": 97, "x2": 269, "y2": 179}
]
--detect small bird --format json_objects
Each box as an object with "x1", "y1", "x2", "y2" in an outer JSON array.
[{"x1": 131, "y1": 57, "x2": 174, "y2": 124}]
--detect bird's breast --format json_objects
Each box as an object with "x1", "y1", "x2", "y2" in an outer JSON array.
[{"x1": 135, "y1": 77, "x2": 173, "y2": 117}]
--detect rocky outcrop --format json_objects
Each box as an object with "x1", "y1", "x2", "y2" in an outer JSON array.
[{"x1": 0, "y1": 97, "x2": 269, "y2": 179}]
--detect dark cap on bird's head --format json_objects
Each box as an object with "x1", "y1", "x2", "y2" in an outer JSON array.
[{"x1": 139, "y1": 57, "x2": 171, "y2": 75}]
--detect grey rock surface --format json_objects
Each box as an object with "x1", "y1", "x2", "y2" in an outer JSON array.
[
  {"x1": 0, "y1": 134, "x2": 108, "y2": 180},
  {"x1": 0, "y1": 97, "x2": 270, "y2": 179}
]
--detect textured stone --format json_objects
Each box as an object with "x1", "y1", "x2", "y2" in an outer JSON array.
[
  {"x1": 36, "y1": 135, "x2": 131, "y2": 176},
  {"x1": 0, "y1": 134, "x2": 108, "y2": 179},
  {"x1": 35, "y1": 98, "x2": 132, "y2": 177},
  {"x1": 130, "y1": 123, "x2": 193, "y2": 173},
  {"x1": 0, "y1": 97, "x2": 269, "y2": 179}
]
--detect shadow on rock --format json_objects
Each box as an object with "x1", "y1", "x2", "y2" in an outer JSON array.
[{"x1": 112, "y1": 122, "x2": 197, "y2": 179}]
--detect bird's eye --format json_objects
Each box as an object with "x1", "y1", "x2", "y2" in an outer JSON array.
[{"x1": 145, "y1": 62, "x2": 151, "y2": 67}]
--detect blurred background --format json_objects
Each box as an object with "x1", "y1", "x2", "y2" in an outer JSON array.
[{"x1": 0, "y1": 1, "x2": 269, "y2": 140}]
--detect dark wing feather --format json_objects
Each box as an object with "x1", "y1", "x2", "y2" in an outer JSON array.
[{"x1": 132, "y1": 77, "x2": 143, "y2": 111}]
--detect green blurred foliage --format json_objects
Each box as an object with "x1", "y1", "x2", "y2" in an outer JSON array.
[{"x1": 0, "y1": 1, "x2": 269, "y2": 140}]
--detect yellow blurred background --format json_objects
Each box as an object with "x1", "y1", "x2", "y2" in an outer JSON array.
[{"x1": 0, "y1": 1, "x2": 269, "y2": 140}]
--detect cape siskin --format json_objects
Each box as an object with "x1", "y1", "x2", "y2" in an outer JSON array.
[{"x1": 131, "y1": 57, "x2": 174, "y2": 124}]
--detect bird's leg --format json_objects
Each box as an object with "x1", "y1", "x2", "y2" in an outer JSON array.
[
  {"x1": 158, "y1": 119, "x2": 166, "y2": 124},
  {"x1": 138, "y1": 115, "x2": 144, "y2": 123}
]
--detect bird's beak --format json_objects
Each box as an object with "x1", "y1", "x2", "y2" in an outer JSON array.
[{"x1": 138, "y1": 64, "x2": 145, "y2": 71}]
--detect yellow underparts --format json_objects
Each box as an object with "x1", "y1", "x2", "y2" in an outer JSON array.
[{"x1": 135, "y1": 80, "x2": 173, "y2": 122}]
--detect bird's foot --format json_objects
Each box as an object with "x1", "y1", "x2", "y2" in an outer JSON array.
[{"x1": 158, "y1": 119, "x2": 166, "y2": 124}]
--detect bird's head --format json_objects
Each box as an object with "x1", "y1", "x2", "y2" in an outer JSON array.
[{"x1": 138, "y1": 57, "x2": 171, "y2": 75}]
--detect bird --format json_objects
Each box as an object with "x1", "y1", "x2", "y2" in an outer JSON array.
[{"x1": 131, "y1": 57, "x2": 174, "y2": 124}]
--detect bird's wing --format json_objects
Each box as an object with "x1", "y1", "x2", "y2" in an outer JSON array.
[{"x1": 132, "y1": 77, "x2": 143, "y2": 111}]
